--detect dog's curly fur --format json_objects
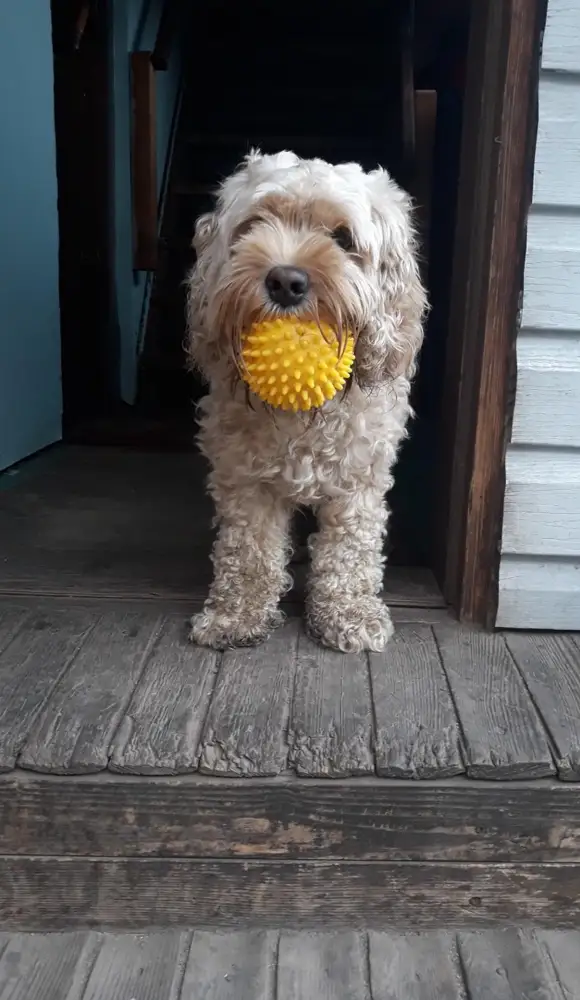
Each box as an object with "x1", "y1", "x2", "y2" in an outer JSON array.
[{"x1": 186, "y1": 150, "x2": 427, "y2": 652}]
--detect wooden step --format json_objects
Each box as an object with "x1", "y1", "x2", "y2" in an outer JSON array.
[
  {"x1": 2, "y1": 928, "x2": 578, "y2": 998},
  {"x1": 1, "y1": 447, "x2": 580, "y2": 931}
]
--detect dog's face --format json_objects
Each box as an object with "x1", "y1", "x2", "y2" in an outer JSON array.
[{"x1": 188, "y1": 151, "x2": 426, "y2": 388}]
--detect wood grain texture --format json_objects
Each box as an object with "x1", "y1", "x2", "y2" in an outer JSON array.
[
  {"x1": 182, "y1": 931, "x2": 277, "y2": 1000},
  {"x1": 19, "y1": 612, "x2": 162, "y2": 774},
  {"x1": 532, "y1": 76, "x2": 580, "y2": 207},
  {"x1": 370, "y1": 626, "x2": 464, "y2": 779},
  {"x1": 369, "y1": 931, "x2": 463, "y2": 1000},
  {"x1": 3, "y1": 775, "x2": 580, "y2": 862},
  {"x1": 0, "y1": 608, "x2": 94, "y2": 772},
  {"x1": 80, "y1": 931, "x2": 190, "y2": 1000},
  {"x1": 2, "y1": 858, "x2": 580, "y2": 931},
  {"x1": 458, "y1": 929, "x2": 567, "y2": 1000},
  {"x1": 288, "y1": 633, "x2": 373, "y2": 777},
  {"x1": 0, "y1": 932, "x2": 99, "y2": 1000},
  {"x1": 504, "y1": 632, "x2": 580, "y2": 780},
  {"x1": 198, "y1": 622, "x2": 298, "y2": 777},
  {"x1": 536, "y1": 930, "x2": 580, "y2": 999},
  {"x1": 277, "y1": 932, "x2": 369, "y2": 1000},
  {"x1": 435, "y1": 627, "x2": 554, "y2": 779},
  {"x1": 110, "y1": 617, "x2": 218, "y2": 774},
  {"x1": 438, "y1": 0, "x2": 546, "y2": 626}
]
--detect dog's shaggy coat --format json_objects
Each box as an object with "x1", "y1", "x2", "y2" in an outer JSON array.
[{"x1": 186, "y1": 151, "x2": 427, "y2": 652}]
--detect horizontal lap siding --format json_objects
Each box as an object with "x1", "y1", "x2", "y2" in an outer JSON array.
[{"x1": 497, "y1": 0, "x2": 580, "y2": 628}]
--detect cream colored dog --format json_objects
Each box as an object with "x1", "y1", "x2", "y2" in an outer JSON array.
[{"x1": 186, "y1": 151, "x2": 426, "y2": 652}]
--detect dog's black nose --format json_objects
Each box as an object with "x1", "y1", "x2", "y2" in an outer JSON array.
[{"x1": 265, "y1": 266, "x2": 310, "y2": 308}]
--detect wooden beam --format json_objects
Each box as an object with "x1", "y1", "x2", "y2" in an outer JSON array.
[{"x1": 436, "y1": 0, "x2": 548, "y2": 626}]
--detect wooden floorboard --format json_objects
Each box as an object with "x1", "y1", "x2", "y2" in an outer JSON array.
[
  {"x1": 198, "y1": 623, "x2": 298, "y2": 777},
  {"x1": 368, "y1": 931, "x2": 463, "y2": 1000},
  {"x1": 0, "y1": 602, "x2": 575, "y2": 781},
  {"x1": 0, "y1": 929, "x2": 577, "y2": 999},
  {"x1": 288, "y1": 632, "x2": 374, "y2": 777},
  {"x1": 504, "y1": 633, "x2": 580, "y2": 781},
  {"x1": 457, "y1": 929, "x2": 569, "y2": 1000},
  {"x1": 278, "y1": 931, "x2": 369, "y2": 1000},
  {"x1": 370, "y1": 625, "x2": 464, "y2": 779},
  {"x1": 0, "y1": 446, "x2": 443, "y2": 608},
  {"x1": 433, "y1": 627, "x2": 555, "y2": 780}
]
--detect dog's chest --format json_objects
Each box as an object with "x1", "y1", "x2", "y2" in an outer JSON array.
[{"x1": 200, "y1": 387, "x2": 410, "y2": 503}]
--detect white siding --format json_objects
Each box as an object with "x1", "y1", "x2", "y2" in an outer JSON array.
[{"x1": 497, "y1": 0, "x2": 580, "y2": 629}]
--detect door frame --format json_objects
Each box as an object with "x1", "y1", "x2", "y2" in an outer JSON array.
[
  {"x1": 435, "y1": 0, "x2": 548, "y2": 627},
  {"x1": 51, "y1": 0, "x2": 113, "y2": 428}
]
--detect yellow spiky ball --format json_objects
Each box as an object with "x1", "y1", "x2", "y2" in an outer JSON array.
[{"x1": 241, "y1": 318, "x2": 355, "y2": 412}]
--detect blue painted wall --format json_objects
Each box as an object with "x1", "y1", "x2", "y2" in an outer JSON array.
[
  {"x1": 110, "y1": 0, "x2": 183, "y2": 402},
  {"x1": 0, "y1": 3, "x2": 62, "y2": 471}
]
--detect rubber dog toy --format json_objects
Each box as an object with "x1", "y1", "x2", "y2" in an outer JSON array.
[{"x1": 241, "y1": 318, "x2": 355, "y2": 412}]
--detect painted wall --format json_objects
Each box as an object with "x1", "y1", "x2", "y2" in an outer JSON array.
[
  {"x1": 0, "y1": 3, "x2": 62, "y2": 471},
  {"x1": 497, "y1": 0, "x2": 580, "y2": 628},
  {"x1": 110, "y1": 0, "x2": 183, "y2": 402}
]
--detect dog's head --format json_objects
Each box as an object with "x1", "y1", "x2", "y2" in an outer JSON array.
[{"x1": 187, "y1": 151, "x2": 427, "y2": 390}]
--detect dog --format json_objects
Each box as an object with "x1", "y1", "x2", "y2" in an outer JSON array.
[{"x1": 186, "y1": 151, "x2": 427, "y2": 652}]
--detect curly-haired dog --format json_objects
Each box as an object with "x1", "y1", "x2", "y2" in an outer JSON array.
[{"x1": 186, "y1": 151, "x2": 427, "y2": 652}]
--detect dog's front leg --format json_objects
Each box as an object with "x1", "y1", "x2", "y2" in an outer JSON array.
[
  {"x1": 306, "y1": 490, "x2": 393, "y2": 653},
  {"x1": 190, "y1": 486, "x2": 292, "y2": 649}
]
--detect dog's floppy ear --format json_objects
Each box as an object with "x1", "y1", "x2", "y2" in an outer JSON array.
[
  {"x1": 356, "y1": 168, "x2": 427, "y2": 387},
  {"x1": 192, "y1": 211, "x2": 218, "y2": 258}
]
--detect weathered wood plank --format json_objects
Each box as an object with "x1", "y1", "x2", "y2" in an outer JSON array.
[
  {"x1": 198, "y1": 621, "x2": 298, "y2": 777},
  {"x1": 288, "y1": 633, "x2": 373, "y2": 777},
  {"x1": 19, "y1": 612, "x2": 162, "y2": 774},
  {"x1": 0, "y1": 932, "x2": 99, "y2": 1000},
  {"x1": 0, "y1": 605, "x2": 30, "y2": 655},
  {"x1": 80, "y1": 931, "x2": 190, "y2": 1000},
  {"x1": 504, "y1": 633, "x2": 580, "y2": 781},
  {"x1": 458, "y1": 929, "x2": 566, "y2": 1000},
  {"x1": 2, "y1": 859, "x2": 580, "y2": 931},
  {"x1": 369, "y1": 931, "x2": 463, "y2": 1000},
  {"x1": 110, "y1": 617, "x2": 218, "y2": 774},
  {"x1": 370, "y1": 626, "x2": 464, "y2": 779},
  {"x1": 181, "y1": 931, "x2": 277, "y2": 1000},
  {"x1": 0, "y1": 609, "x2": 94, "y2": 772},
  {"x1": 434, "y1": 627, "x2": 554, "y2": 779},
  {"x1": 277, "y1": 932, "x2": 369, "y2": 1000},
  {"x1": 536, "y1": 930, "x2": 580, "y2": 998},
  {"x1": 3, "y1": 775, "x2": 580, "y2": 862}
]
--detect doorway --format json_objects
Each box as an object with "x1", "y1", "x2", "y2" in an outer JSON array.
[{"x1": 0, "y1": 0, "x2": 545, "y2": 627}]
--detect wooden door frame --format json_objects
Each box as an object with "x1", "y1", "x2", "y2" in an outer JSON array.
[
  {"x1": 435, "y1": 0, "x2": 548, "y2": 628},
  {"x1": 51, "y1": 0, "x2": 114, "y2": 428}
]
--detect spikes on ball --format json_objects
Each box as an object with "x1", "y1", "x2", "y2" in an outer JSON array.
[{"x1": 241, "y1": 319, "x2": 355, "y2": 412}]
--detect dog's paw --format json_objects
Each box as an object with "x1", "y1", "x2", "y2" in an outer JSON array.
[
  {"x1": 189, "y1": 605, "x2": 284, "y2": 650},
  {"x1": 306, "y1": 595, "x2": 394, "y2": 653}
]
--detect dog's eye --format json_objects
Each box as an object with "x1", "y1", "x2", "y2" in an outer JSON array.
[
  {"x1": 232, "y1": 216, "x2": 261, "y2": 243},
  {"x1": 331, "y1": 226, "x2": 356, "y2": 253}
]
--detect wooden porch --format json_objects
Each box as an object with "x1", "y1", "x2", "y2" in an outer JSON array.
[{"x1": 0, "y1": 446, "x2": 580, "y2": 937}]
